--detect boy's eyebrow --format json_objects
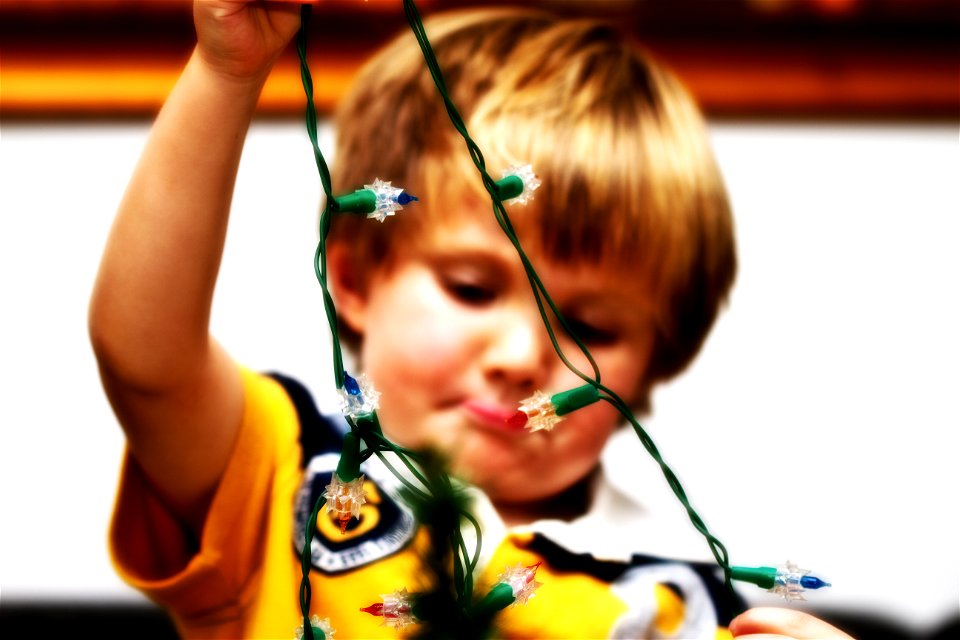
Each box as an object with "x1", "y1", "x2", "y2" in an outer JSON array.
[
  {"x1": 562, "y1": 291, "x2": 653, "y2": 318},
  {"x1": 419, "y1": 245, "x2": 521, "y2": 272},
  {"x1": 552, "y1": 270, "x2": 660, "y2": 316}
]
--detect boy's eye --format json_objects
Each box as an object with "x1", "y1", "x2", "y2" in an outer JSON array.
[
  {"x1": 444, "y1": 279, "x2": 496, "y2": 305},
  {"x1": 564, "y1": 318, "x2": 619, "y2": 346}
]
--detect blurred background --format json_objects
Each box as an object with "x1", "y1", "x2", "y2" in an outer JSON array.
[{"x1": 2, "y1": 0, "x2": 957, "y2": 638}]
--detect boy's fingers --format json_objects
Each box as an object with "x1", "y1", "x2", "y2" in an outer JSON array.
[{"x1": 730, "y1": 608, "x2": 855, "y2": 639}]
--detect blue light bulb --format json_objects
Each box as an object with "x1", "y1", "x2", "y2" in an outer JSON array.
[
  {"x1": 344, "y1": 373, "x2": 361, "y2": 396},
  {"x1": 800, "y1": 575, "x2": 831, "y2": 590}
]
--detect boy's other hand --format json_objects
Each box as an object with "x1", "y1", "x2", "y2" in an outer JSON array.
[
  {"x1": 731, "y1": 607, "x2": 854, "y2": 639},
  {"x1": 194, "y1": 0, "x2": 320, "y2": 83}
]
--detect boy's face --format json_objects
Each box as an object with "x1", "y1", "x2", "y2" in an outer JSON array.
[{"x1": 337, "y1": 207, "x2": 657, "y2": 512}]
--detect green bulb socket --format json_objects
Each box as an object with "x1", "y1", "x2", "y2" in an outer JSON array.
[
  {"x1": 474, "y1": 582, "x2": 516, "y2": 616},
  {"x1": 495, "y1": 175, "x2": 524, "y2": 201},
  {"x1": 552, "y1": 384, "x2": 600, "y2": 417},
  {"x1": 354, "y1": 412, "x2": 383, "y2": 436},
  {"x1": 730, "y1": 565, "x2": 778, "y2": 589},
  {"x1": 334, "y1": 189, "x2": 377, "y2": 214},
  {"x1": 335, "y1": 431, "x2": 362, "y2": 483}
]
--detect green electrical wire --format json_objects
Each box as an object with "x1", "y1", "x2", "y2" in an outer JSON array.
[
  {"x1": 298, "y1": 10, "x2": 483, "y2": 626},
  {"x1": 400, "y1": 0, "x2": 602, "y2": 390},
  {"x1": 297, "y1": 6, "x2": 345, "y2": 392},
  {"x1": 398, "y1": 0, "x2": 738, "y2": 597},
  {"x1": 294, "y1": 0, "x2": 742, "y2": 633}
]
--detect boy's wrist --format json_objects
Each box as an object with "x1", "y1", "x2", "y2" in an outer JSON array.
[{"x1": 192, "y1": 46, "x2": 274, "y2": 96}]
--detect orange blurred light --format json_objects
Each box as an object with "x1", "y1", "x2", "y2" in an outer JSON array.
[{"x1": 809, "y1": 0, "x2": 862, "y2": 16}]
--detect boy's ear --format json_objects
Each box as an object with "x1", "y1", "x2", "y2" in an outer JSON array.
[{"x1": 326, "y1": 240, "x2": 368, "y2": 336}]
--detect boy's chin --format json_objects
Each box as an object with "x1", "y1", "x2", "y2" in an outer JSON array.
[
  {"x1": 488, "y1": 479, "x2": 594, "y2": 525},
  {"x1": 464, "y1": 468, "x2": 571, "y2": 505}
]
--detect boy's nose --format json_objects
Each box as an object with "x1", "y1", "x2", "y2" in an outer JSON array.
[{"x1": 481, "y1": 310, "x2": 552, "y2": 390}]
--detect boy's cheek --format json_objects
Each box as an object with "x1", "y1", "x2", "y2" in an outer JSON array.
[
  {"x1": 398, "y1": 318, "x2": 466, "y2": 368},
  {"x1": 568, "y1": 402, "x2": 621, "y2": 439},
  {"x1": 366, "y1": 316, "x2": 467, "y2": 389}
]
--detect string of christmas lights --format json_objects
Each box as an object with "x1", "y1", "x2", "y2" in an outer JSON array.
[
  {"x1": 295, "y1": 6, "x2": 507, "y2": 636},
  {"x1": 398, "y1": 0, "x2": 742, "y2": 593},
  {"x1": 293, "y1": 1, "x2": 830, "y2": 637}
]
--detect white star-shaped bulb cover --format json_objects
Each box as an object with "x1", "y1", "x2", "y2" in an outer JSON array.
[
  {"x1": 380, "y1": 588, "x2": 417, "y2": 629},
  {"x1": 337, "y1": 373, "x2": 381, "y2": 418},
  {"x1": 294, "y1": 614, "x2": 335, "y2": 640},
  {"x1": 497, "y1": 562, "x2": 543, "y2": 606},
  {"x1": 323, "y1": 474, "x2": 367, "y2": 533},
  {"x1": 518, "y1": 390, "x2": 564, "y2": 433},
  {"x1": 771, "y1": 561, "x2": 811, "y2": 601},
  {"x1": 502, "y1": 164, "x2": 541, "y2": 206},
  {"x1": 364, "y1": 178, "x2": 406, "y2": 222}
]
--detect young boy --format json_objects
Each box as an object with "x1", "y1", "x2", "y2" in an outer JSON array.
[{"x1": 90, "y1": 1, "x2": 851, "y2": 638}]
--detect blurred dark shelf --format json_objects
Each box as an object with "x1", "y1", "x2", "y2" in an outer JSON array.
[{"x1": 2, "y1": 0, "x2": 956, "y2": 119}]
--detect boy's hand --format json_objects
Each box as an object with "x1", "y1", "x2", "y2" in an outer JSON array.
[
  {"x1": 730, "y1": 608, "x2": 855, "y2": 639},
  {"x1": 194, "y1": 0, "x2": 318, "y2": 83}
]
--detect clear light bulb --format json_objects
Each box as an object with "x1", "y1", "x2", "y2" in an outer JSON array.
[
  {"x1": 731, "y1": 560, "x2": 832, "y2": 602},
  {"x1": 323, "y1": 474, "x2": 366, "y2": 534},
  {"x1": 360, "y1": 588, "x2": 418, "y2": 630},
  {"x1": 364, "y1": 178, "x2": 418, "y2": 222},
  {"x1": 507, "y1": 385, "x2": 600, "y2": 433},
  {"x1": 771, "y1": 561, "x2": 831, "y2": 601},
  {"x1": 508, "y1": 390, "x2": 563, "y2": 433},
  {"x1": 496, "y1": 562, "x2": 543, "y2": 606},
  {"x1": 337, "y1": 372, "x2": 380, "y2": 419},
  {"x1": 334, "y1": 178, "x2": 418, "y2": 221}
]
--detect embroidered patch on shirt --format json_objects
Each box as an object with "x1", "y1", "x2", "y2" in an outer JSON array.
[{"x1": 293, "y1": 452, "x2": 417, "y2": 573}]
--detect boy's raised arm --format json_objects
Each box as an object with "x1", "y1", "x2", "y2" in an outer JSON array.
[{"x1": 89, "y1": 1, "x2": 309, "y2": 536}]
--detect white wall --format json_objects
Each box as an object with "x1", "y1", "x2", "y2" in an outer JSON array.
[{"x1": 1, "y1": 120, "x2": 956, "y2": 633}]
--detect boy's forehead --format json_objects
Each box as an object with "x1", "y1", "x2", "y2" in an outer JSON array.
[
  {"x1": 408, "y1": 206, "x2": 658, "y2": 301},
  {"x1": 399, "y1": 162, "x2": 671, "y2": 301},
  {"x1": 415, "y1": 194, "x2": 643, "y2": 263},
  {"x1": 410, "y1": 195, "x2": 561, "y2": 261}
]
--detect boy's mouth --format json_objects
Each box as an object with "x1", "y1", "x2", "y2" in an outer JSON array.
[{"x1": 460, "y1": 400, "x2": 528, "y2": 434}]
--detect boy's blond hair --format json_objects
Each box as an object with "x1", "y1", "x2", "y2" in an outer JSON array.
[{"x1": 330, "y1": 8, "x2": 736, "y2": 413}]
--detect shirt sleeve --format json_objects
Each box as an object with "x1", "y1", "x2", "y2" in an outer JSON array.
[{"x1": 108, "y1": 367, "x2": 302, "y2": 624}]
